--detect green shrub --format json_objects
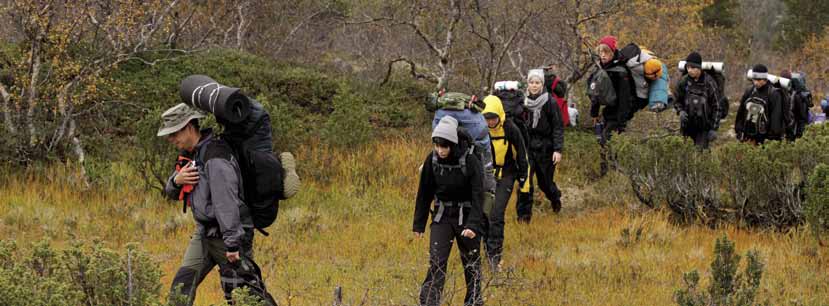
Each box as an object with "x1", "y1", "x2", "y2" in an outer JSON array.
[
  {"x1": 0, "y1": 239, "x2": 163, "y2": 306},
  {"x1": 674, "y1": 235, "x2": 766, "y2": 306},
  {"x1": 718, "y1": 142, "x2": 803, "y2": 228},
  {"x1": 805, "y1": 163, "x2": 829, "y2": 243},
  {"x1": 559, "y1": 130, "x2": 603, "y2": 184},
  {"x1": 614, "y1": 135, "x2": 723, "y2": 224},
  {"x1": 614, "y1": 126, "x2": 829, "y2": 229},
  {"x1": 322, "y1": 85, "x2": 373, "y2": 147}
]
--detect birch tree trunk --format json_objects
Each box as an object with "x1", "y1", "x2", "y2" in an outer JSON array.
[{"x1": 0, "y1": 83, "x2": 15, "y2": 134}]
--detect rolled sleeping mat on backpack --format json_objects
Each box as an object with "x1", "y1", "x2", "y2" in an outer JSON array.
[
  {"x1": 776, "y1": 76, "x2": 791, "y2": 90},
  {"x1": 678, "y1": 61, "x2": 724, "y2": 73},
  {"x1": 648, "y1": 63, "x2": 670, "y2": 112},
  {"x1": 179, "y1": 75, "x2": 251, "y2": 123},
  {"x1": 747, "y1": 70, "x2": 791, "y2": 89},
  {"x1": 494, "y1": 81, "x2": 520, "y2": 92}
]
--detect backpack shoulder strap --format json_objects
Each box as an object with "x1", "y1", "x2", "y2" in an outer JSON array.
[
  {"x1": 431, "y1": 151, "x2": 438, "y2": 176},
  {"x1": 460, "y1": 153, "x2": 468, "y2": 176},
  {"x1": 201, "y1": 138, "x2": 235, "y2": 163}
]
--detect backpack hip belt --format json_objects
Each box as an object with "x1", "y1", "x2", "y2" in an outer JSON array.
[{"x1": 433, "y1": 200, "x2": 472, "y2": 225}]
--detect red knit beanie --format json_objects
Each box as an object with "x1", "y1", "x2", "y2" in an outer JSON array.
[{"x1": 598, "y1": 35, "x2": 618, "y2": 52}]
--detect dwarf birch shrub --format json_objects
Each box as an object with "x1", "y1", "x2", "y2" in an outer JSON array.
[
  {"x1": 805, "y1": 163, "x2": 829, "y2": 243},
  {"x1": 0, "y1": 239, "x2": 163, "y2": 306}
]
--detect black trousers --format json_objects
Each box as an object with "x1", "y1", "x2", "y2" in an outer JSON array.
[
  {"x1": 598, "y1": 119, "x2": 624, "y2": 176},
  {"x1": 795, "y1": 120, "x2": 807, "y2": 139},
  {"x1": 684, "y1": 127, "x2": 711, "y2": 149},
  {"x1": 420, "y1": 209, "x2": 483, "y2": 306},
  {"x1": 518, "y1": 150, "x2": 562, "y2": 221},
  {"x1": 169, "y1": 229, "x2": 276, "y2": 306},
  {"x1": 485, "y1": 169, "x2": 517, "y2": 266}
]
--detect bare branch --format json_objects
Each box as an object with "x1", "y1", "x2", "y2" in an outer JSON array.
[{"x1": 380, "y1": 57, "x2": 439, "y2": 86}]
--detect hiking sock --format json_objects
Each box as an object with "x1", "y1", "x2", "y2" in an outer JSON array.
[{"x1": 280, "y1": 152, "x2": 301, "y2": 198}]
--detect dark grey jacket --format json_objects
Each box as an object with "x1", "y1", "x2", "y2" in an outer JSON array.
[{"x1": 165, "y1": 130, "x2": 252, "y2": 252}]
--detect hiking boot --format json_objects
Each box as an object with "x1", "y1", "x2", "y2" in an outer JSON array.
[
  {"x1": 280, "y1": 152, "x2": 301, "y2": 198},
  {"x1": 517, "y1": 215, "x2": 531, "y2": 224},
  {"x1": 551, "y1": 199, "x2": 562, "y2": 213}
]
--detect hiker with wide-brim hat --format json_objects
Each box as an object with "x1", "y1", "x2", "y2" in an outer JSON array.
[
  {"x1": 413, "y1": 115, "x2": 485, "y2": 306},
  {"x1": 159, "y1": 103, "x2": 276, "y2": 306}
]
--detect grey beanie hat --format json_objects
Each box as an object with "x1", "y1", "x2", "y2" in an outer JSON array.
[
  {"x1": 432, "y1": 116, "x2": 459, "y2": 144},
  {"x1": 527, "y1": 69, "x2": 545, "y2": 83}
]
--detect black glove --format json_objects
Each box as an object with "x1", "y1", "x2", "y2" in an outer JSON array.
[{"x1": 518, "y1": 177, "x2": 527, "y2": 189}]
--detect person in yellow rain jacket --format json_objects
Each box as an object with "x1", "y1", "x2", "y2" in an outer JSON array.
[{"x1": 482, "y1": 95, "x2": 528, "y2": 272}]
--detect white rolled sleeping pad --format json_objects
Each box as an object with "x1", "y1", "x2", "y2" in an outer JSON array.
[
  {"x1": 746, "y1": 70, "x2": 791, "y2": 90},
  {"x1": 777, "y1": 76, "x2": 791, "y2": 89},
  {"x1": 678, "y1": 61, "x2": 724, "y2": 73},
  {"x1": 494, "y1": 80, "x2": 520, "y2": 91}
]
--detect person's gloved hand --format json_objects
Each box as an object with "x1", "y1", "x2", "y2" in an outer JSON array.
[{"x1": 518, "y1": 177, "x2": 527, "y2": 188}]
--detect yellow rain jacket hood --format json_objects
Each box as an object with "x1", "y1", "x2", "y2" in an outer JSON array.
[
  {"x1": 483, "y1": 95, "x2": 506, "y2": 135},
  {"x1": 483, "y1": 95, "x2": 515, "y2": 176}
]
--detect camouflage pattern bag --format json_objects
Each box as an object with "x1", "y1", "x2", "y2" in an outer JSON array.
[{"x1": 437, "y1": 92, "x2": 474, "y2": 111}]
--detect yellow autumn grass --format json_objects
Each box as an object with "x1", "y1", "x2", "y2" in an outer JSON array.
[{"x1": 1, "y1": 130, "x2": 828, "y2": 305}]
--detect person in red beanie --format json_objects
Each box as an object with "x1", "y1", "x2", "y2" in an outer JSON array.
[{"x1": 588, "y1": 35, "x2": 633, "y2": 175}]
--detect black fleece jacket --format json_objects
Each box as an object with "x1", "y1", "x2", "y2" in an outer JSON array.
[
  {"x1": 674, "y1": 72, "x2": 721, "y2": 128},
  {"x1": 413, "y1": 149, "x2": 484, "y2": 236},
  {"x1": 525, "y1": 93, "x2": 565, "y2": 154}
]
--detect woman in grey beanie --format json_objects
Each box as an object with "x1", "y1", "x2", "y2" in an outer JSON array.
[
  {"x1": 516, "y1": 68, "x2": 566, "y2": 220},
  {"x1": 413, "y1": 115, "x2": 486, "y2": 306}
]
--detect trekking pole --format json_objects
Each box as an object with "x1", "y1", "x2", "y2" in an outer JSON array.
[{"x1": 333, "y1": 286, "x2": 343, "y2": 306}]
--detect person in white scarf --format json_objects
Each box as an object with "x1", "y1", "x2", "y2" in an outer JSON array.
[{"x1": 516, "y1": 69, "x2": 565, "y2": 218}]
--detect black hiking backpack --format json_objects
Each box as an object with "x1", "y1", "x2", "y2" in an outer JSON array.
[
  {"x1": 493, "y1": 81, "x2": 527, "y2": 120},
  {"x1": 181, "y1": 75, "x2": 297, "y2": 234},
  {"x1": 707, "y1": 71, "x2": 728, "y2": 119},
  {"x1": 743, "y1": 89, "x2": 770, "y2": 136},
  {"x1": 432, "y1": 127, "x2": 479, "y2": 177},
  {"x1": 684, "y1": 80, "x2": 710, "y2": 130},
  {"x1": 790, "y1": 74, "x2": 813, "y2": 121},
  {"x1": 681, "y1": 65, "x2": 728, "y2": 120},
  {"x1": 587, "y1": 65, "x2": 627, "y2": 107}
]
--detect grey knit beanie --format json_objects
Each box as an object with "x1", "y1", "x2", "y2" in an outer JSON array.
[{"x1": 432, "y1": 116, "x2": 459, "y2": 144}]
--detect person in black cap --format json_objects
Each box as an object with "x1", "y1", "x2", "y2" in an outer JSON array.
[
  {"x1": 735, "y1": 64, "x2": 786, "y2": 144},
  {"x1": 674, "y1": 52, "x2": 721, "y2": 149},
  {"x1": 413, "y1": 116, "x2": 485, "y2": 306}
]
